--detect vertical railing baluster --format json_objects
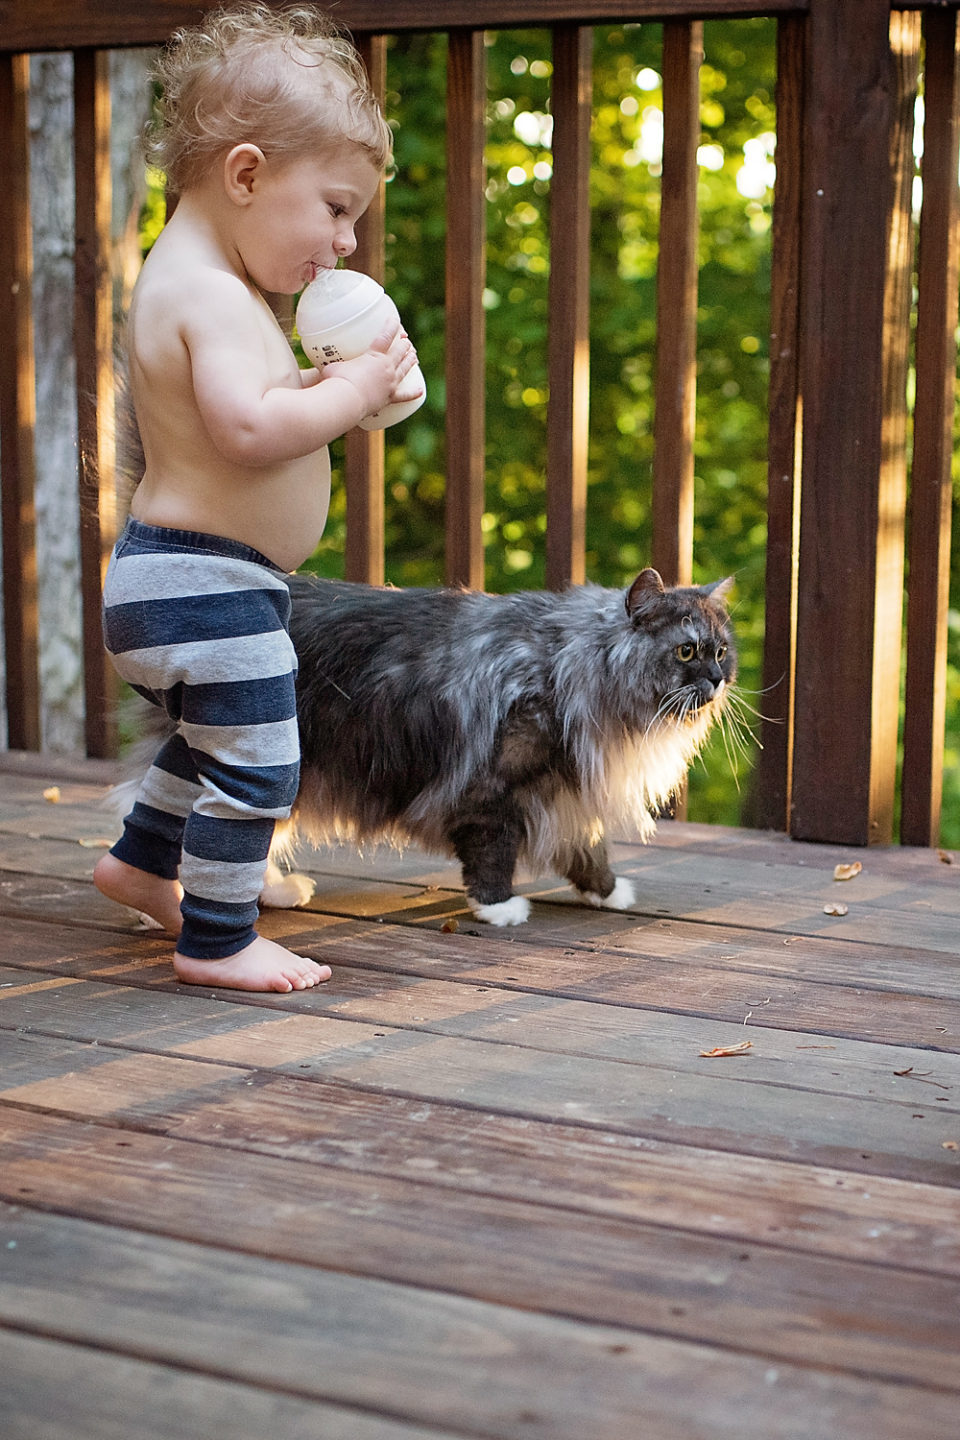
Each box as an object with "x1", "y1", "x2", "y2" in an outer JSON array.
[
  {"x1": 874, "y1": 11, "x2": 921, "y2": 837},
  {"x1": 546, "y1": 24, "x2": 593, "y2": 591},
  {"x1": 74, "y1": 47, "x2": 118, "y2": 758},
  {"x1": 754, "y1": 14, "x2": 805, "y2": 833},
  {"x1": 444, "y1": 28, "x2": 487, "y2": 590},
  {"x1": 0, "y1": 53, "x2": 41, "y2": 751},
  {"x1": 345, "y1": 33, "x2": 388, "y2": 586},
  {"x1": 652, "y1": 20, "x2": 702, "y2": 591},
  {"x1": 901, "y1": 8, "x2": 960, "y2": 847},
  {"x1": 790, "y1": 0, "x2": 912, "y2": 846}
]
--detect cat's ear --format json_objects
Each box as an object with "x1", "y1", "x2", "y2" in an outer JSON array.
[
  {"x1": 704, "y1": 576, "x2": 735, "y2": 606},
  {"x1": 625, "y1": 568, "x2": 665, "y2": 618}
]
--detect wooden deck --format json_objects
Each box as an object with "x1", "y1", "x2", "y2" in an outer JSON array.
[{"x1": 1, "y1": 758, "x2": 959, "y2": 1440}]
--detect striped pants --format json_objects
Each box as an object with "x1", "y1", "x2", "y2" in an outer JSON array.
[{"x1": 102, "y1": 518, "x2": 300, "y2": 959}]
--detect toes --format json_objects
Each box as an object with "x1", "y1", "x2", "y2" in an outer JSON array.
[{"x1": 284, "y1": 957, "x2": 329, "y2": 989}]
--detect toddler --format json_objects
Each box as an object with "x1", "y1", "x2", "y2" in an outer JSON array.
[{"x1": 94, "y1": 2, "x2": 420, "y2": 991}]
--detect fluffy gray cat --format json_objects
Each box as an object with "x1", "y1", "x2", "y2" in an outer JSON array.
[{"x1": 262, "y1": 567, "x2": 737, "y2": 925}]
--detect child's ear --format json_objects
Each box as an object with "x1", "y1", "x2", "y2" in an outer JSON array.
[{"x1": 223, "y1": 143, "x2": 267, "y2": 204}]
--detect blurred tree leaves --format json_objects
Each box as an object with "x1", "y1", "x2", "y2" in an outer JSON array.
[{"x1": 306, "y1": 18, "x2": 781, "y2": 823}]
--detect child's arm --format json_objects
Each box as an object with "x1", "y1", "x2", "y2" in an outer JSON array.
[{"x1": 183, "y1": 272, "x2": 414, "y2": 466}]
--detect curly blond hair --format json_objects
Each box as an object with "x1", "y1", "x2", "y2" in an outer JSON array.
[{"x1": 146, "y1": 2, "x2": 392, "y2": 193}]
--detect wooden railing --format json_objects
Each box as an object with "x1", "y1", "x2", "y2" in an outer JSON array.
[{"x1": 1, "y1": 1, "x2": 958, "y2": 849}]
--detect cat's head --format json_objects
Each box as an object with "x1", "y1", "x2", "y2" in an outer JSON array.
[{"x1": 625, "y1": 568, "x2": 737, "y2": 720}]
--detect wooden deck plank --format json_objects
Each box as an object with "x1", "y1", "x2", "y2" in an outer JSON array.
[
  {"x1": 2, "y1": 1196, "x2": 960, "y2": 1439},
  {"x1": 0, "y1": 1329, "x2": 461, "y2": 1440},
  {"x1": 2, "y1": 1104, "x2": 960, "y2": 1390},
  {"x1": 3, "y1": 902, "x2": 960, "y2": 1062},
  {"x1": 1, "y1": 1169, "x2": 960, "y2": 1416},
  {"x1": 3, "y1": 1025, "x2": 960, "y2": 1279},
  {"x1": 1, "y1": 768, "x2": 958, "y2": 1435},
  {"x1": 4, "y1": 963, "x2": 960, "y2": 1119},
  {"x1": 3, "y1": 968, "x2": 959, "y2": 1186}
]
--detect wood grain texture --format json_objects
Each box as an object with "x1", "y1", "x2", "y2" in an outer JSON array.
[
  {"x1": 344, "y1": 36, "x2": 388, "y2": 587},
  {"x1": 754, "y1": 14, "x2": 804, "y2": 830},
  {"x1": 545, "y1": 25, "x2": 592, "y2": 590},
  {"x1": 0, "y1": 2, "x2": 812, "y2": 56},
  {"x1": 0, "y1": 712, "x2": 958, "y2": 1432},
  {"x1": 901, "y1": 9, "x2": 960, "y2": 846},
  {"x1": 652, "y1": 20, "x2": 701, "y2": 590},
  {"x1": 0, "y1": 54, "x2": 40, "y2": 750},
  {"x1": 443, "y1": 29, "x2": 486, "y2": 589},
  {"x1": 790, "y1": 0, "x2": 915, "y2": 845},
  {"x1": 73, "y1": 48, "x2": 119, "y2": 758}
]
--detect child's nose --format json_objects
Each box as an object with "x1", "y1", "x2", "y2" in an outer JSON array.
[{"x1": 335, "y1": 226, "x2": 357, "y2": 257}]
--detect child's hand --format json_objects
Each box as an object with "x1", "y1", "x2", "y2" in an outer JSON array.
[
  {"x1": 385, "y1": 329, "x2": 425, "y2": 405},
  {"x1": 323, "y1": 321, "x2": 418, "y2": 419}
]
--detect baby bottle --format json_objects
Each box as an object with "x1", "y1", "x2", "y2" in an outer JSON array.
[{"x1": 295, "y1": 268, "x2": 426, "y2": 431}]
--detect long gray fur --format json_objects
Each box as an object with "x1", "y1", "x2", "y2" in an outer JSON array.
[{"x1": 281, "y1": 567, "x2": 736, "y2": 925}]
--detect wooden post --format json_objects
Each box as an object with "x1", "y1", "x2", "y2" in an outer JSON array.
[
  {"x1": 74, "y1": 47, "x2": 118, "y2": 758},
  {"x1": 901, "y1": 9, "x2": 960, "y2": 847},
  {"x1": 545, "y1": 24, "x2": 592, "y2": 592},
  {"x1": 651, "y1": 21, "x2": 701, "y2": 823},
  {"x1": 754, "y1": 14, "x2": 804, "y2": 833},
  {"x1": 444, "y1": 28, "x2": 486, "y2": 590},
  {"x1": 652, "y1": 20, "x2": 702, "y2": 591},
  {"x1": 345, "y1": 33, "x2": 387, "y2": 586},
  {"x1": 0, "y1": 53, "x2": 41, "y2": 752},
  {"x1": 789, "y1": 0, "x2": 915, "y2": 846}
]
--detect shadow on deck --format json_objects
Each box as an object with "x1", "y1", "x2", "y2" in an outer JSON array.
[{"x1": 1, "y1": 757, "x2": 959, "y2": 1440}]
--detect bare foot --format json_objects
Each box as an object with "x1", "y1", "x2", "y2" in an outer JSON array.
[
  {"x1": 173, "y1": 933, "x2": 332, "y2": 992},
  {"x1": 94, "y1": 852, "x2": 183, "y2": 934}
]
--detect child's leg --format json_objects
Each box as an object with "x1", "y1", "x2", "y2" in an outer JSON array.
[
  {"x1": 95, "y1": 730, "x2": 199, "y2": 933},
  {"x1": 100, "y1": 521, "x2": 330, "y2": 991},
  {"x1": 171, "y1": 657, "x2": 330, "y2": 991}
]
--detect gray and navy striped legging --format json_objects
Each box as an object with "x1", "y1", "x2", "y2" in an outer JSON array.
[{"x1": 102, "y1": 518, "x2": 300, "y2": 959}]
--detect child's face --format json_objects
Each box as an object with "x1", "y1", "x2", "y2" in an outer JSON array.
[{"x1": 236, "y1": 144, "x2": 381, "y2": 295}]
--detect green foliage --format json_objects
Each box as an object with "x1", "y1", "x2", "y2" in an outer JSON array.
[{"x1": 318, "y1": 19, "x2": 782, "y2": 825}]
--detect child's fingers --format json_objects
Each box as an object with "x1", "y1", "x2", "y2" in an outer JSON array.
[
  {"x1": 369, "y1": 319, "x2": 401, "y2": 353},
  {"x1": 391, "y1": 370, "x2": 425, "y2": 404}
]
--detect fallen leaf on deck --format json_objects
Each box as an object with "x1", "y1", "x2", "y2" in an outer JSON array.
[
  {"x1": 941, "y1": 1141, "x2": 958, "y2": 1151},
  {"x1": 440, "y1": 918, "x2": 459, "y2": 933},
  {"x1": 823, "y1": 902, "x2": 848, "y2": 916},
  {"x1": 134, "y1": 913, "x2": 165, "y2": 931},
  {"x1": 78, "y1": 837, "x2": 113, "y2": 848},
  {"x1": 833, "y1": 862, "x2": 862, "y2": 881},
  {"x1": 938, "y1": 850, "x2": 954, "y2": 865},
  {"x1": 42, "y1": 785, "x2": 61, "y2": 803},
  {"x1": 700, "y1": 1039, "x2": 753, "y2": 1058}
]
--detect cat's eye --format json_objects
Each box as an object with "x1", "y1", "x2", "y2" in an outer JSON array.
[
  {"x1": 716, "y1": 644, "x2": 727, "y2": 663},
  {"x1": 676, "y1": 642, "x2": 696, "y2": 663}
]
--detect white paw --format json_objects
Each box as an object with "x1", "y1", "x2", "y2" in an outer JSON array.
[
  {"x1": 469, "y1": 894, "x2": 531, "y2": 927},
  {"x1": 581, "y1": 876, "x2": 635, "y2": 911},
  {"x1": 260, "y1": 862, "x2": 317, "y2": 910}
]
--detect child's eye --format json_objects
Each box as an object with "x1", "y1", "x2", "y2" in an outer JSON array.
[
  {"x1": 328, "y1": 203, "x2": 346, "y2": 218},
  {"x1": 676, "y1": 642, "x2": 696, "y2": 662}
]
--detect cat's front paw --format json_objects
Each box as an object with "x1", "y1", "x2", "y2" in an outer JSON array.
[
  {"x1": 469, "y1": 894, "x2": 531, "y2": 926},
  {"x1": 581, "y1": 876, "x2": 636, "y2": 912},
  {"x1": 260, "y1": 861, "x2": 317, "y2": 910}
]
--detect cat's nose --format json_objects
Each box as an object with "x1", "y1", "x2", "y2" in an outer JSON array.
[{"x1": 697, "y1": 674, "x2": 723, "y2": 704}]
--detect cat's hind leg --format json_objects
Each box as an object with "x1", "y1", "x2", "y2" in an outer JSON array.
[
  {"x1": 259, "y1": 859, "x2": 317, "y2": 910},
  {"x1": 561, "y1": 840, "x2": 636, "y2": 913},
  {"x1": 450, "y1": 805, "x2": 531, "y2": 926}
]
